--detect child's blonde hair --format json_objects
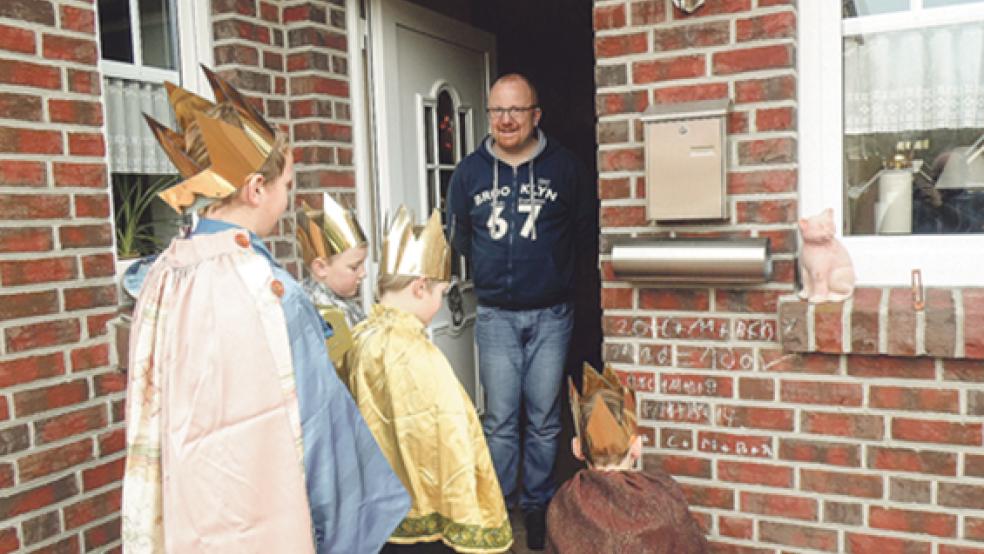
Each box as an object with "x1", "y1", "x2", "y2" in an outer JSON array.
[{"x1": 376, "y1": 274, "x2": 441, "y2": 298}]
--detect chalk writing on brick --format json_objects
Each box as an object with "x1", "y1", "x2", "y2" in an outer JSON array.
[
  {"x1": 639, "y1": 344, "x2": 671, "y2": 366},
  {"x1": 701, "y1": 347, "x2": 755, "y2": 370},
  {"x1": 641, "y1": 400, "x2": 710, "y2": 423},
  {"x1": 661, "y1": 375, "x2": 720, "y2": 396},
  {"x1": 698, "y1": 434, "x2": 774, "y2": 458},
  {"x1": 734, "y1": 318, "x2": 777, "y2": 341}
]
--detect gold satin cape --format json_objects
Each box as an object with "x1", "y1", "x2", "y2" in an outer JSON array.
[{"x1": 343, "y1": 305, "x2": 512, "y2": 553}]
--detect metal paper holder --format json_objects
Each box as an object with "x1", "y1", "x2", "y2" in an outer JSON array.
[{"x1": 611, "y1": 238, "x2": 771, "y2": 284}]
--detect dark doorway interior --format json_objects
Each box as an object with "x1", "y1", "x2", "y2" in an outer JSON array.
[
  {"x1": 404, "y1": 0, "x2": 599, "y2": 498},
  {"x1": 472, "y1": 0, "x2": 600, "y2": 488}
]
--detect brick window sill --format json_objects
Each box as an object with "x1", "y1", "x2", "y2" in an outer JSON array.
[{"x1": 779, "y1": 287, "x2": 984, "y2": 360}]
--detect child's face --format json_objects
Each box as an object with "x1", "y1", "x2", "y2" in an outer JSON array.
[
  {"x1": 316, "y1": 245, "x2": 368, "y2": 298},
  {"x1": 256, "y1": 152, "x2": 293, "y2": 236},
  {"x1": 418, "y1": 280, "x2": 449, "y2": 325}
]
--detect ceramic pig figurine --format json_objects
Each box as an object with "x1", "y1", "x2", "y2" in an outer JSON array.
[{"x1": 798, "y1": 208, "x2": 855, "y2": 303}]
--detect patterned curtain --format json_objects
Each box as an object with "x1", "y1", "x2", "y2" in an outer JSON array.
[
  {"x1": 844, "y1": 20, "x2": 984, "y2": 134},
  {"x1": 104, "y1": 76, "x2": 177, "y2": 174}
]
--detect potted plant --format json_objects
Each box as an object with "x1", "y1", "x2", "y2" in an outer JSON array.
[{"x1": 114, "y1": 174, "x2": 180, "y2": 276}]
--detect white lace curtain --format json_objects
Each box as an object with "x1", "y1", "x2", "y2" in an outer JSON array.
[
  {"x1": 104, "y1": 76, "x2": 177, "y2": 174},
  {"x1": 844, "y1": 21, "x2": 984, "y2": 134}
]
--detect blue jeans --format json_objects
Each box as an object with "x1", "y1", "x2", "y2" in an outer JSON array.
[{"x1": 476, "y1": 302, "x2": 574, "y2": 512}]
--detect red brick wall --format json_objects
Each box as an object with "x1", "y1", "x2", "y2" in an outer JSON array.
[
  {"x1": 212, "y1": 0, "x2": 294, "y2": 271},
  {"x1": 212, "y1": 0, "x2": 355, "y2": 277},
  {"x1": 0, "y1": 0, "x2": 123, "y2": 551},
  {"x1": 594, "y1": 1, "x2": 984, "y2": 552},
  {"x1": 281, "y1": 0, "x2": 356, "y2": 213},
  {"x1": 0, "y1": 1, "x2": 358, "y2": 551}
]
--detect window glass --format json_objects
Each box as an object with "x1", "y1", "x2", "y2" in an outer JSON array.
[
  {"x1": 98, "y1": 0, "x2": 134, "y2": 63},
  {"x1": 842, "y1": 20, "x2": 984, "y2": 235},
  {"x1": 439, "y1": 169, "x2": 453, "y2": 210},
  {"x1": 437, "y1": 91, "x2": 455, "y2": 165},
  {"x1": 140, "y1": 0, "x2": 178, "y2": 69},
  {"x1": 424, "y1": 105, "x2": 435, "y2": 165},
  {"x1": 924, "y1": 0, "x2": 982, "y2": 7},
  {"x1": 843, "y1": 0, "x2": 909, "y2": 18},
  {"x1": 458, "y1": 110, "x2": 468, "y2": 161},
  {"x1": 427, "y1": 171, "x2": 437, "y2": 211}
]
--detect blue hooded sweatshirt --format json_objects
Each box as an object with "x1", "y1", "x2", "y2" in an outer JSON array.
[{"x1": 447, "y1": 130, "x2": 593, "y2": 309}]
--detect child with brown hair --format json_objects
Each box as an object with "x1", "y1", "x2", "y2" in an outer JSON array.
[
  {"x1": 343, "y1": 206, "x2": 513, "y2": 553},
  {"x1": 545, "y1": 363, "x2": 708, "y2": 554},
  {"x1": 122, "y1": 66, "x2": 409, "y2": 553}
]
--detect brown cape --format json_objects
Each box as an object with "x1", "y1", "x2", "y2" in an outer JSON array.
[{"x1": 545, "y1": 469, "x2": 708, "y2": 554}]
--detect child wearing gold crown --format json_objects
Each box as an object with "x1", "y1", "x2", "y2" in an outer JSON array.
[
  {"x1": 545, "y1": 364, "x2": 707, "y2": 553},
  {"x1": 295, "y1": 193, "x2": 368, "y2": 370},
  {"x1": 343, "y1": 205, "x2": 513, "y2": 553},
  {"x1": 296, "y1": 193, "x2": 369, "y2": 329},
  {"x1": 121, "y1": 66, "x2": 409, "y2": 553}
]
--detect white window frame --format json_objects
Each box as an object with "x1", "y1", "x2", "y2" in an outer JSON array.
[
  {"x1": 97, "y1": 0, "x2": 213, "y2": 92},
  {"x1": 799, "y1": 0, "x2": 984, "y2": 286}
]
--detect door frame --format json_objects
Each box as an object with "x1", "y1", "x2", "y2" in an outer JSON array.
[{"x1": 345, "y1": 0, "x2": 375, "y2": 313}]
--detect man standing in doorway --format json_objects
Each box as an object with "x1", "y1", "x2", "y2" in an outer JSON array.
[{"x1": 447, "y1": 73, "x2": 593, "y2": 550}]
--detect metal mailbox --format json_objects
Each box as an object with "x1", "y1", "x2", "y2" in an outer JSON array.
[{"x1": 641, "y1": 98, "x2": 731, "y2": 221}]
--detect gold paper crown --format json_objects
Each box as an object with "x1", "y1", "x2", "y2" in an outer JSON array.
[
  {"x1": 295, "y1": 193, "x2": 368, "y2": 266},
  {"x1": 381, "y1": 205, "x2": 451, "y2": 281},
  {"x1": 144, "y1": 65, "x2": 278, "y2": 213},
  {"x1": 569, "y1": 362, "x2": 638, "y2": 463}
]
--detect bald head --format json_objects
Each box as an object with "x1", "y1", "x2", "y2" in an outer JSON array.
[
  {"x1": 487, "y1": 73, "x2": 542, "y2": 157},
  {"x1": 491, "y1": 73, "x2": 539, "y2": 107}
]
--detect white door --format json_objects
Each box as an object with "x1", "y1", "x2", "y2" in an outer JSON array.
[{"x1": 368, "y1": 0, "x2": 495, "y2": 410}]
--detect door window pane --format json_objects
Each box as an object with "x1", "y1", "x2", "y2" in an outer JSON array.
[
  {"x1": 439, "y1": 169, "x2": 453, "y2": 209},
  {"x1": 458, "y1": 109, "x2": 469, "y2": 160},
  {"x1": 437, "y1": 91, "x2": 455, "y2": 165},
  {"x1": 424, "y1": 105, "x2": 435, "y2": 165},
  {"x1": 427, "y1": 170, "x2": 437, "y2": 212}
]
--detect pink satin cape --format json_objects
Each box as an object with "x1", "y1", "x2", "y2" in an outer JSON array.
[{"x1": 121, "y1": 229, "x2": 314, "y2": 553}]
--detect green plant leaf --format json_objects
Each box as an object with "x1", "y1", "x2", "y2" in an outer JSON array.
[{"x1": 115, "y1": 174, "x2": 181, "y2": 257}]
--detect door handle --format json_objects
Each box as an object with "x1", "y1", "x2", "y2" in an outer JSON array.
[{"x1": 446, "y1": 281, "x2": 465, "y2": 328}]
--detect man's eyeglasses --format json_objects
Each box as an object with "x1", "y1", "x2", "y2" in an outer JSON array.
[{"x1": 486, "y1": 106, "x2": 538, "y2": 120}]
